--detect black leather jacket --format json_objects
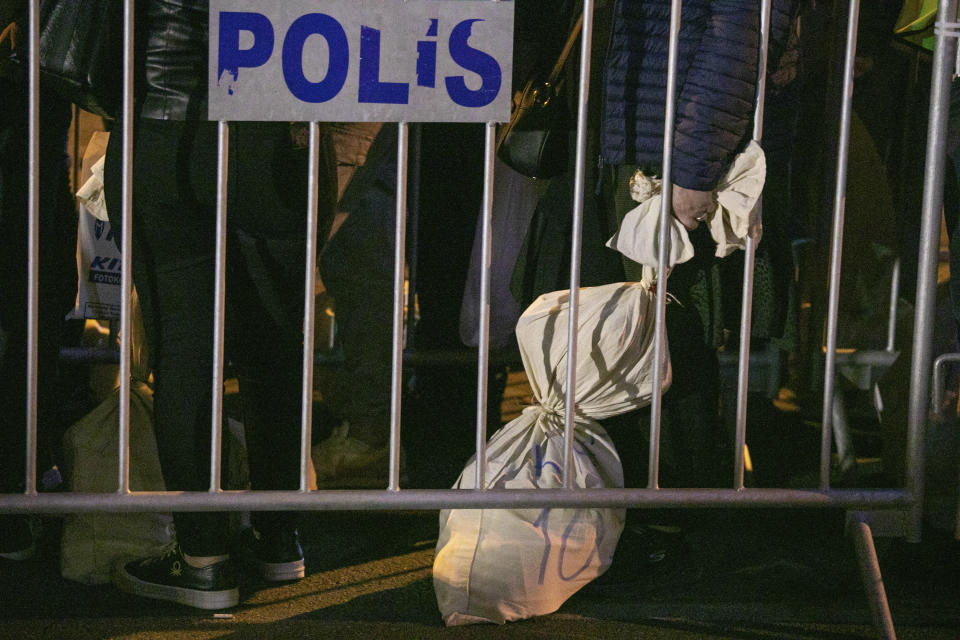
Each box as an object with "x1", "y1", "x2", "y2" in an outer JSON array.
[{"x1": 139, "y1": 0, "x2": 208, "y2": 120}]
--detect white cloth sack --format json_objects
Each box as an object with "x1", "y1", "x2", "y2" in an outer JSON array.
[
  {"x1": 60, "y1": 381, "x2": 173, "y2": 584},
  {"x1": 434, "y1": 281, "x2": 671, "y2": 625},
  {"x1": 69, "y1": 131, "x2": 121, "y2": 320},
  {"x1": 606, "y1": 140, "x2": 766, "y2": 268}
]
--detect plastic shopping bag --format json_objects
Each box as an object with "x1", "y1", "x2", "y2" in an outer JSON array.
[
  {"x1": 434, "y1": 281, "x2": 670, "y2": 625},
  {"x1": 69, "y1": 131, "x2": 121, "y2": 320}
]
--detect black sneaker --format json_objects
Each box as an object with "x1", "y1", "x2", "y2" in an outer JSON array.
[
  {"x1": 591, "y1": 524, "x2": 689, "y2": 589},
  {"x1": 234, "y1": 526, "x2": 305, "y2": 581},
  {"x1": 113, "y1": 545, "x2": 239, "y2": 610},
  {"x1": 0, "y1": 516, "x2": 38, "y2": 561}
]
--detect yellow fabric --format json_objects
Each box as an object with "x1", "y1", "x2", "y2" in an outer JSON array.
[{"x1": 895, "y1": 0, "x2": 938, "y2": 34}]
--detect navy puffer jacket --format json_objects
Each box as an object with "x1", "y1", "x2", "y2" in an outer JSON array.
[{"x1": 601, "y1": 0, "x2": 763, "y2": 191}]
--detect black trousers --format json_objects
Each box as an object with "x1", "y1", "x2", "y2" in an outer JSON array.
[
  {"x1": 0, "y1": 81, "x2": 75, "y2": 495},
  {"x1": 104, "y1": 118, "x2": 336, "y2": 555}
]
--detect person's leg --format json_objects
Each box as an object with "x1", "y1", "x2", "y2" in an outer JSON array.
[
  {"x1": 125, "y1": 119, "x2": 230, "y2": 554},
  {"x1": 105, "y1": 119, "x2": 233, "y2": 531},
  {"x1": 319, "y1": 143, "x2": 397, "y2": 449},
  {"x1": 224, "y1": 121, "x2": 335, "y2": 577},
  {"x1": 315, "y1": 125, "x2": 402, "y2": 485},
  {"x1": 0, "y1": 84, "x2": 75, "y2": 557},
  {"x1": 597, "y1": 163, "x2": 726, "y2": 582},
  {"x1": 102, "y1": 118, "x2": 241, "y2": 608}
]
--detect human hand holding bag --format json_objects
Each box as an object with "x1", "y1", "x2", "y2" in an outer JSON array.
[{"x1": 605, "y1": 140, "x2": 767, "y2": 269}]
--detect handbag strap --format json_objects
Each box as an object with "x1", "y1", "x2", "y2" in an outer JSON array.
[{"x1": 547, "y1": 13, "x2": 584, "y2": 86}]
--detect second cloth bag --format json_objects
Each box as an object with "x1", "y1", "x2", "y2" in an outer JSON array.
[{"x1": 434, "y1": 280, "x2": 671, "y2": 625}]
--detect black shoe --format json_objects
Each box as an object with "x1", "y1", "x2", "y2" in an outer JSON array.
[
  {"x1": 234, "y1": 526, "x2": 305, "y2": 581},
  {"x1": 0, "y1": 516, "x2": 38, "y2": 561},
  {"x1": 113, "y1": 545, "x2": 239, "y2": 610},
  {"x1": 625, "y1": 524, "x2": 688, "y2": 570},
  {"x1": 592, "y1": 524, "x2": 688, "y2": 588}
]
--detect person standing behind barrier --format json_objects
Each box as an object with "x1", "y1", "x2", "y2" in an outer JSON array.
[
  {"x1": 512, "y1": 0, "x2": 798, "y2": 573},
  {"x1": 314, "y1": 0, "x2": 570, "y2": 489},
  {"x1": 101, "y1": 0, "x2": 337, "y2": 610},
  {"x1": 0, "y1": 1, "x2": 77, "y2": 561}
]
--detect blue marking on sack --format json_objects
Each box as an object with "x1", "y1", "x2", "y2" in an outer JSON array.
[{"x1": 534, "y1": 444, "x2": 561, "y2": 478}]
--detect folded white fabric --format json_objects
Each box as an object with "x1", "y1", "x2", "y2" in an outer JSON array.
[
  {"x1": 606, "y1": 140, "x2": 766, "y2": 268},
  {"x1": 434, "y1": 281, "x2": 671, "y2": 625},
  {"x1": 76, "y1": 150, "x2": 109, "y2": 222}
]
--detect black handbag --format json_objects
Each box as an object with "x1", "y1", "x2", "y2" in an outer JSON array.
[
  {"x1": 19, "y1": 0, "x2": 123, "y2": 119},
  {"x1": 496, "y1": 13, "x2": 582, "y2": 180}
]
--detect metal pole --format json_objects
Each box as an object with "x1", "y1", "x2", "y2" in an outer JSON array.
[
  {"x1": 208, "y1": 122, "x2": 229, "y2": 492},
  {"x1": 886, "y1": 258, "x2": 900, "y2": 353},
  {"x1": 473, "y1": 122, "x2": 496, "y2": 489},
  {"x1": 562, "y1": 0, "x2": 594, "y2": 489},
  {"x1": 649, "y1": 0, "x2": 682, "y2": 490},
  {"x1": 25, "y1": 0, "x2": 39, "y2": 496},
  {"x1": 907, "y1": 0, "x2": 960, "y2": 542},
  {"x1": 389, "y1": 123, "x2": 410, "y2": 492},
  {"x1": 299, "y1": 122, "x2": 321, "y2": 491},
  {"x1": 819, "y1": 0, "x2": 860, "y2": 490},
  {"x1": 0, "y1": 486, "x2": 914, "y2": 514},
  {"x1": 850, "y1": 514, "x2": 897, "y2": 639},
  {"x1": 116, "y1": 0, "x2": 135, "y2": 495},
  {"x1": 734, "y1": 0, "x2": 773, "y2": 490},
  {"x1": 932, "y1": 353, "x2": 960, "y2": 410}
]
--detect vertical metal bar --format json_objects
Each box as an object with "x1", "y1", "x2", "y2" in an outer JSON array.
[
  {"x1": 908, "y1": 0, "x2": 960, "y2": 542},
  {"x1": 932, "y1": 353, "x2": 960, "y2": 410},
  {"x1": 562, "y1": 0, "x2": 594, "y2": 489},
  {"x1": 209, "y1": 122, "x2": 229, "y2": 493},
  {"x1": 886, "y1": 258, "x2": 900, "y2": 353},
  {"x1": 734, "y1": 0, "x2": 772, "y2": 491},
  {"x1": 299, "y1": 122, "x2": 321, "y2": 491},
  {"x1": 25, "y1": 0, "x2": 39, "y2": 496},
  {"x1": 473, "y1": 122, "x2": 496, "y2": 489},
  {"x1": 117, "y1": 0, "x2": 135, "y2": 495},
  {"x1": 734, "y1": 255, "x2": 758, "y2": 485},
  {"x1": 850, "y1": 515, "x2": 897, "y2": 639},
  {"x1": 649, "y1": 0, "x2": 682, "y2": 490},
  {"x1": 819, "y1": 0, "x2": 860, "y2": 490},
  {"x1": 751, "y1": 1, "x2": 771, "y2": 144},
  {"x1": 389, "y1": 123, "x2": 410, "y2": 492}
]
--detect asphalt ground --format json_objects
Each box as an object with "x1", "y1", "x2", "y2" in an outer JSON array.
[{"x1": 2, "y1": 505, "x2": 958, "y2": 639}]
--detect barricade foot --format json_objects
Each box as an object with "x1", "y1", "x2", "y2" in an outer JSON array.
[{"x1": 849, "y1": 512, "x2": 896, "y2": 640}]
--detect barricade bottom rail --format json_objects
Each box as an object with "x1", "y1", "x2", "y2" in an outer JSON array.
[{"x1": 0, "y1": 488, "x2": 915, "y2": 513}]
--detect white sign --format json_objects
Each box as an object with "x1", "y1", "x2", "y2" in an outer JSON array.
[{"x1": 208, "y1": 0, "x2": 514, "y2": 122}]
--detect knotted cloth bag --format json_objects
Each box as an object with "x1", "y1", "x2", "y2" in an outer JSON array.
[
  {"x1": 433, "y1": 281, "x2": 671, "y2": 625},
  {"x1": 606, "y1": 140, "x2": 766, "y2": 268}
]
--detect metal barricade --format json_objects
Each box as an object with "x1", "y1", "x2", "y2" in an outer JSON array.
[{"x1": 8, "y1": 0, "x2": 960, "y2": 637}]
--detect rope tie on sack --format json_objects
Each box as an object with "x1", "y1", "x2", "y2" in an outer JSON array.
[{"x1": 523, "y1": 402, "x2": 562, "y2": 418}]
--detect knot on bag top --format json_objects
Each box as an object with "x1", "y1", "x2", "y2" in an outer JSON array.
[
  {"x1": 606, "y1": 140, "x2": 767, "y2": 271},
  {"x1": 520, "y1": 402, "x2": 591, "y2": 434},
  {"x1": 516, "y1": 281, "x2": 671, "y2": 422}
]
